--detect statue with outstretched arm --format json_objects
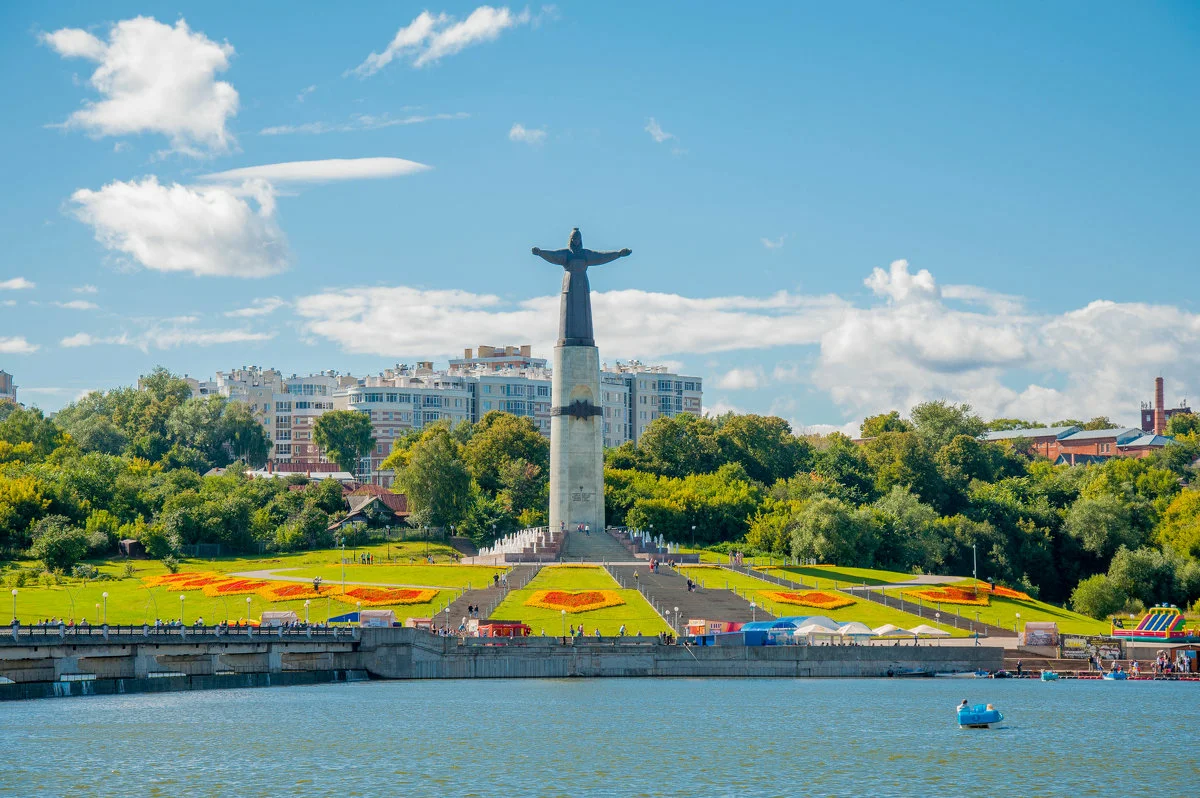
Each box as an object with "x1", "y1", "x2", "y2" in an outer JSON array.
[{"x1": 532, "y1": 227, "x2": 632, "y2": 346}]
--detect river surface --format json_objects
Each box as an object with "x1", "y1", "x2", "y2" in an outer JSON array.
[{"x1": 2, "y1": 678, "x2": 1196, "y2": 797}]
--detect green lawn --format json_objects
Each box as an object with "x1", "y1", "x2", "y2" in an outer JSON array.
[
  {"x1": 6, "y1": 572, "x2": 457, "y2": 625},
  {"x1": 489, "y1": 566, "x2": 671, "y2": 636},
  {"x1": 756, "y1": 565, "x2": 923, "y2": 588},
  {"x1": 677, "y1": 566, "x2": 969, "y2": 636},
  {"x1": 275, "y1": 564, "x2": 506, "y2": 590},
  {"x1": 878, "y1": 585, "x2": 1110, "y2": 636}
]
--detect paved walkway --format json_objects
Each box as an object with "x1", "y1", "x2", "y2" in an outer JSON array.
[{"x1": 609, "y1": 564, "x2": 769, "y2": 626}]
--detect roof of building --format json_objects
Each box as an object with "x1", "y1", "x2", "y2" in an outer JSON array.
[
  {"x1": 1118, "y1": 434, "x2": 1172, "y2": 449},
  {"x1": 982, "y1": 426, "x2": 1079, "y2": 441},
  {"x1": 1060, "y1": 427, "x2": 1143, "y2": 443}
]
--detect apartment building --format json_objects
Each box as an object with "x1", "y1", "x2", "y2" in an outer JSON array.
[
  {"x1": 0, "y1": 370, "x2": 16, "y2": 405},
  {"x1": 609, "y1": 360, "x2": 704, "y2": 442}
]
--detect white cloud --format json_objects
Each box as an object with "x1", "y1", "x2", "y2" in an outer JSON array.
[
  {"x1": 0, "y1": 336, "x2": 38, "y2": 354},
  {"x1": 259, "y1": 111, "x2": 469, "y2": 136},
  {"x1": 61, "y1": 323, "x2": 273, "y2": 352},
  {"x1": 717, "y1": 367, "x2": 766, "y2": 390},
  {"x1": 0, "y1": 277, "x2": 35, "y2": 290},
  {"x1": 293, "y1": 258, "x2": 1200, "y2": 428},
  {"x1": 509, "y1": 123, "x2": 546, "y2": 145},
  {"x1": 73, "y1": 284, "x2": 99, "y2": 294},
  {"x1": 41, "y1": 16, "x2": 238, "y2": 156},
  {"x1": 297, "y1": 84, "x2": 316, "y2": 102},
  {"x1": 761, "y1": 235, "x2": 786, "y2": 250},
  {"x1": 645, "y1": 117, "x2": 674, "y2": 143},
  {"x1": 201, "y1": 157, "x2": 431, "y2": 184},
  {"x1": 226, "y1": 297, "x2": 286, "y2": 317},
  {"x1": 70, "y1": 177, "x2": 287, "y2": 278},
  {"x1": 53, "y1": 300, "x2": 99, "y2": 310},
  {"x1": 1, "y1": 300, "x2": 15, "y2": 307},
  {"x1": 352, "y1": 6, "x2": 532, "y2": 76},
  {"x1": 703, "y1": 400, "x2": 745, "y2": 417}
]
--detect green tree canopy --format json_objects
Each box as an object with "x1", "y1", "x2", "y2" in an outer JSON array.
[
  {"x1": 860, "y1": 411, "x2": 913, "y2": 438},
  {"x1": 313, "y1": 410, "x2": 376, "y2": 473},
  {"x1": 910, "y1": 400, "x2": 986, "y2": 452},
  {"x1": 1070, "y1": 574, "x2": 1126, "y2": 619},
  {"x1": 1165, "y1": 412, "x2": 1200, "y2": 438},
  {"x1": 392, "y1": 425, "x2": 472, "y2": 529}
]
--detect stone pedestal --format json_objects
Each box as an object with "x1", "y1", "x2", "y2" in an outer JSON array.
[{"x1": 549, "y1": 344, "x2": 605, "y2": 536}]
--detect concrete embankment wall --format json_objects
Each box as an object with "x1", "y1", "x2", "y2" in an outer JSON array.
[
  {"x1": 0, "y1": 669, "x2": 367, "y2": 702},
  {"x1": 359, "y1": 628, "x2": 1001, "y2": 679}
]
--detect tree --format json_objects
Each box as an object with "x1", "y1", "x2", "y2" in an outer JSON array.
[
  {"x1": 987, "y1": 418, "x2": 1042, "y2": 432},
  {"x1": 1063, "y1": 495, "x2": 1141, "y2": 559},
  {"x1": 0, "y1": 407, "x2": 67, "y2": 460},
  {"x1": 860, "y1": 411, "x2": 913, "y2": 438},
  {"x1": 716, "y1": 414, "x2": 812, "y2": 485},
  {"x1": 1070, "y1": 574, "x2": 1126, "y2": 619},
  {"x1": 1165, "y1": 412, "x2": 1200, "y2": 438},
  {"x1": 861, "y1": 431, "x2": 944, "y2": 509},
  {"x1": 1156, "y1": 489, "x2": 1200, "y2": 559},
  {"x1": 392, "y1": 426, "x2": 472, "y2": 529},
  {"x1": 313, "y1": 410, "x2": 375, "y2": 473},
  {"x1": 909, "y1": 400, "x2": 985, "y2": 452},
  {"x1": 636, "y1": 414, "x2": 723, "y2": 478},
  {"x1": 789, "y1": 496, "x2": 878, "y2": 566},
  {"x1": 1081, "y1": 416, "x2": 1116, "y2": 431},
  {"x1": 1106, "y1": 546, "x2": 1188, "y2": 608},
  {"x1": 29, "y1": 515, "x2": 89, "y2": 572},
  {"x1": 872, "y1": 485, "x2": 945, "y2": 571},
  {"x1": 462, "y1": 412, "x2": 549, "y2": 493}
]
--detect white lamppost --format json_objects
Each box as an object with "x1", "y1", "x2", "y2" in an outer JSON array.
[
  {"x1": 751, "y1": 601, "x2": 757, "y2": 622},
  {"x1": 10, "y1": 588, "x2": 16, "y2": 622},
  {"x1": 246, "y1": 596, "x2": 252, "y2": 623},
  {"x1": 1015, "y1": 611, "x2": 1021, "y2": 635},
  {"x1": 304, "y1": 599, "x2": 310, "y2": 624},
  {"x1": 179, "y1": 594, "x2": 185, "y2": 625},
  {"x1": 674, "y1": 606, "x2": 680, "y2": 635},
  {"x1": 935, "y1": 612, "x2": 941, "y2": 646},
  {"x1": 444, "y1": 606, "x2": 450, "y2": 631},
  {"x1": 95, "y1": 603, "x2": 100, "y2": 624},
  {"x1": 102, "y1": 591, "x2": 108, "y2": 624},
  {"x1": 664, "y1": 609, "x2": 671, "y2": 634}
]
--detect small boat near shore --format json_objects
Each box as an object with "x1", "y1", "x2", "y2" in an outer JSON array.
[
  {"x1": 1102, "y1": 671, "x2": 1129, "y2": 680},
  {"x1": 957, "y1": 703, "x2": 1003, "y2": 729},
  {"x1": 1041, "y1": 670, "x2": 1059, "y2": 681}
]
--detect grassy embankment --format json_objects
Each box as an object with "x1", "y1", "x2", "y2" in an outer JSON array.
[
  {"x1": 677, "y1": 566, "x2": 969, "y2": 636},
  {"x1": 489, "y1": 565, "x2": 671, "y2": 637},
  {"x1": 3, "y1": 542, "x2": 502, "y2": 625}
]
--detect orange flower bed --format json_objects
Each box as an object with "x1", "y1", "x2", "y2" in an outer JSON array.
[
  {"x1": 203, "y1": 578, "x2": 270, "y2": 597},
  {"x1": 905, "y1": 586, "x2": 990, "y2": 606},
  {"x1": 333, "y1": 587, "x2": 437, "y2": 607},
  {"x1": 256, "y1": 582, "x2": 328, "y2": 602},
  {"x1": 968, "y1": 582, "x2": 1032, "y2": 602},
  {"x1": 145, "y1": 572, "x2": 223, "y2": 590},
  {"x1": 763, "y1": 591, "x2": 855, "y2": 610},
  {"x1": 525, "y1": 590, "x2": 625, "y2": 613}
]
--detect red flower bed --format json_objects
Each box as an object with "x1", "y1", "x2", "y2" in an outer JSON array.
[{"x1": 334, "y1": 587, "x2": 437, "y2": 607}]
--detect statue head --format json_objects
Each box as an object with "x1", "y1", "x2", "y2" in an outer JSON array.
[{"x1": 568, "y1": 228, "x2": 582, "y2": 252}]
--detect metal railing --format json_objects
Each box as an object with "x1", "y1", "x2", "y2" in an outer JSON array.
[{"x1": 5, "y1": 622, "x2": 359, "y2": 645}]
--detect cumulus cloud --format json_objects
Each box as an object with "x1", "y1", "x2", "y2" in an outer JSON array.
[
  {"x1": 296, "y1": 84, "x2": 316, "y2": 102},
  {"x1": 293, "y1": 258, "x2": 1200, "y2": 427},
  {"x1": 259, "y1": 111, "x2": 469, "y2": 136},
  {"x1": 70, "y1": 177, "x2": 287, "y2": 278},
  {"x1": 509, "y1": 123, "x2": 546, "y2": 145},
  {"x1": 761, "y1": 235, "x2": 786, "y2": 250},
  {"x1": 352, "y1": 6, "x2": 532, "y2": 76},
  {"x1": 201, "y1": 157, "x2": 431, "y2": 184},
  {"x1": 225, "y1": 297, "x2": 286, "y2": 318},
  {"x1": 41, "y1": 16, "x2": 238, "y2": 156},
  {"x1": 73, "y1": 284, "x2": 99, "y2": 294},
  {"x1": 0, "y1": 336, "x2": 38, "y2": 354},
  {"x1": 0, "y1": 277, "x2": 35, "y2": 290},
  {"x1": 717, "y1": 368, "x2": 766, "y2": 390},
  {"x1": 645, "y1": 117, "x2": 674, "y2": 143},
  {"x1": 53, "y1": 300, "x2": 99, "y2": 310}
]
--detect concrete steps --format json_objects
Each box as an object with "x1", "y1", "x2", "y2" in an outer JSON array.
[
  {"x1": 561, "y1": 529, "x2": 632, "y2": 562},
  {"x1": 438, "y1": 565, "x2": 540, "y2": 629},
  {"x1": 608, "y1": 564, "x2": 771, "y2": 627}
]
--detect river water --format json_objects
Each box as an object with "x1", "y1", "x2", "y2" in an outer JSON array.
[{"x1": 2, "y1": 678, "x2": 1195, "y2": 797}]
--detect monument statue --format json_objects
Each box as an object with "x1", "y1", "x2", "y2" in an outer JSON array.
[
  {"x1": 532, "y1": 228, "x2": 631, "y2": 346},
  {"x1": 532, "y1": 228, "x2": 631, "y2": 546}
]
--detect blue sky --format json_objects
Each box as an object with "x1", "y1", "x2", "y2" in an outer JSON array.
[{"x1": 2, "y1": 2, "x2": 1198, "y2": 431}]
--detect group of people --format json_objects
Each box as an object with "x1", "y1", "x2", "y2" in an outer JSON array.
[
  {"x1": 728, "y1": 551, "x2": 747, "y2": 567},
  {"x1": 465, "y1": 604, "x2": 482, "y2": 618}
]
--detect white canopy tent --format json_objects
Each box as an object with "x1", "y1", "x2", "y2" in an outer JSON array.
[
  {"x1": 872, "y1": 624, "x2": 914, "y2": 637},
  {"x1": 794, "y1": 623, "x2": 842, "y2": 642},
  {"x1": 837, "y1": 621, "x2": 876, "y2": 640},
  {"x1": 910, "y1": 624, "x2": 950, "y2": 637}
]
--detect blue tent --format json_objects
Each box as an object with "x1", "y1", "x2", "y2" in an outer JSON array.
[
  {"x1": 327, "y1": 612, "x2": 359, "y2": 623},
  {"x1": 741, "y1": 619, "x2": 801, "y2": 646}
]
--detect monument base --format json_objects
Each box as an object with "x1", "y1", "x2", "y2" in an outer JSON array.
[{"x1": 549, "y1": 344, "x2": 605, "y2": 537}]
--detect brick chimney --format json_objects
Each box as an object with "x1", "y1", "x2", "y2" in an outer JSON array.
[{"x1": 1154, "y1": 376, "x2": 1166, "y2": 436}]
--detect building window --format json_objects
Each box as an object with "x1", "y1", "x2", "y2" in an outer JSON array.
[
  {"x1": 275, "y1": 444, "x2": 291, "y2": 455},
  {"x1": 276, "y1": 430, "x2": 291, "y2": 441}
]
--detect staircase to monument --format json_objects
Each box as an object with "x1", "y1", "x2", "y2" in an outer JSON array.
[
  {"x1": 607, "y1": 564, "x2": 772, "y2": 627},
  {"x1": 561, "y1": 529, "x2": 633, "y2": 562},
  {"x1": 438, "y1": 565, "x2": 540, "y2": 628}
]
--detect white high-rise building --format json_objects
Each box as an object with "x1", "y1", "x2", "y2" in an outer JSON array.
[{"x1": 0, "y1": 370, "x2": 16, "y2": 405}]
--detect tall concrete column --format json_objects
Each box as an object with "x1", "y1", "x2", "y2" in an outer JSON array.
[{"x1": 549, "y1": 344, "x2": 605, "y2": 536}]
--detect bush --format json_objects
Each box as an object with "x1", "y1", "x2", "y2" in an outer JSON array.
[
  {"x1": 122, "y1": 562, "x2": 136, "y2": 579},
  {"x1": 161, "y1": 554, "x2": 180, "y2": 574},
  {"x1": 1070, "y1": 574, "x2": 1126, "y2": 619},
  {"x1": 72, "y1": 563, "x2": 99, "y2": 581},
  {"x1": 29, "y1": 515, "x2": 89, "y2": 572}
]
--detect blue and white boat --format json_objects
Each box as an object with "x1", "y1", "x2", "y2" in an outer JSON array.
[
  {"x1": 1102, "y1": 671, "x2": 1129, "y2": 680},
  {"x1": 1040, "y1": 670, "x2": 1059, "y2": 681},
  {"x1": 957, "y1": 703, "x2": 1003, "y2": 728}
]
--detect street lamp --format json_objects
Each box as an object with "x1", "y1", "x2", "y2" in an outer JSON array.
[
  {"x1": 102, "y1": 591, "x2": 108, "y2": 624},
  {"x1": 95, "y1": 603, "x2": 100, "y2": 624},
  {"x1": 750, "y1": 601, "x2": 757, "y2": 622},
  {"x1": 674, "y1": 606, "x2": 680, "y2": 635},
  {"x1": 179, "y1": 594, "x2": 186, "y2": 625},
  {"x1": 561, "y1": 609, "x2": 567, "y2": 639},
  {"x1": 1015, "y1": 611, "x2": 1021, "y2": 635},
  {"x1": 246, "y1": 596, "x2": 252, "y2": 623},
  {"x1": 424, "y1": 526, "x2": 429, "y2": 559},
  {"x1": 340, "y1": 539, "x2": 347, "y2": 595},
  {"x1": 10, "y1": 588, "x2": 16, "y2": 622},
  {"x1": 691, "y1": 525, "x2": 696, "y2": 548},
  {"x1": 304, "y1": 599, "x2": 310, "y2": 624},
  {"x1": 444, "y1": 606, "x2": 450, "y2": 631}
]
